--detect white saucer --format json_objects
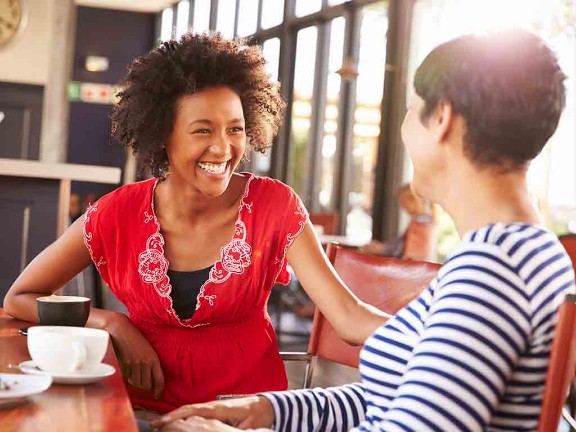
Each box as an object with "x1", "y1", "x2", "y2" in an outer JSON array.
[
  {"x1": 18, "y1": 361, "x2": 115, "y2": 385},
  {"x1": 0, "y1": 373, "x2": 52, "y2": 408}
]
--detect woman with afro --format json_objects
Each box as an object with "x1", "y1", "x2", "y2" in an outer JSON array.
[{"x1": 4, "y1": 33, "x2": 387, "y2": 415}]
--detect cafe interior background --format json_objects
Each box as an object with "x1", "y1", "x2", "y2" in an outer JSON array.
[{"x1": 0, "y1": 0, "x2": 575, "y2": 351}]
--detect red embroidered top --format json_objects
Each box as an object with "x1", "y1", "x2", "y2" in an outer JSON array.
[{"x1": 83, "y1": 173, "x2": 308, "y2": 413}]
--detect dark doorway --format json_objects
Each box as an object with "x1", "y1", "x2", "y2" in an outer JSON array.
[{"x1": 0, "y1": 82, "x2": 43, "y2": 160}]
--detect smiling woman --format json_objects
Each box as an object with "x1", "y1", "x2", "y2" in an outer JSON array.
[
  {"x1": 163, "y1": 87, "x2": 247, "y2": 198},
  {"x1": 112, "y1": 33, "x2": 284, "y2": 179},
  {"x1": 3, "y1": 32, "x2": 388, "y2": 418}
]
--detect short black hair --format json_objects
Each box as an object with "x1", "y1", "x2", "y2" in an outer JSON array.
[
  {"x1": 111, "y1": 32, "x2": 285, "y2": 177},
  {"x1": 414, "y1": 29, "x2": 566, "y2": 169}
]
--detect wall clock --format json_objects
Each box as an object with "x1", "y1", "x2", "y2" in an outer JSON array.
[{"x1": 0, "y1": 0, "x2": 27, "y2": 47}]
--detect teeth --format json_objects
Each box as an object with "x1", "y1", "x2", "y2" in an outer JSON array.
[{"x1": 197, "y1": 161, "x2": 227, "y2": 174}]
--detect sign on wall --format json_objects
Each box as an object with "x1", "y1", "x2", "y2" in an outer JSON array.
[{"x1": 68, "y1": 81, "x2": 122, "y2": 105}]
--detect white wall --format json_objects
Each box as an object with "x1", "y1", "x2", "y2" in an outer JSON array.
[{"x1": 0, "y1": 0, "x2": 54, "y2": 85}]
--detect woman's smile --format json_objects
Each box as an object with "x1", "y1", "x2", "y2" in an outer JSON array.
[{"x1": 197, "y1": 160, "x2": 230, "y2": 176}]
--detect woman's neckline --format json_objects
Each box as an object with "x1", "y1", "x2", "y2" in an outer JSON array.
[
  {"x1": 461, "y1": 221, "x2": 549, "y2": 242},
  {"x1": 150, "y1": 172, "x2": 254, "y2": 272}
]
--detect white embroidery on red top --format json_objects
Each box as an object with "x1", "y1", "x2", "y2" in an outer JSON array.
[
  {"x1": 273, "y1": 201, "x2": 307, "y2": 283},
  {"x1": 207, "y1": 221, "x2": 252, "y2": 285},
  {"x1": 83, "y1": 202, "x2": 107, "y2": 268},
  {"x1": 197, "y1": 179, "x2": 255, "y2": 308},
  {"x1": 137, "y1": 230, "x2": 170, "y2": 296},
  {"x1": 142, "y1": 175, "x2": 255, "y2": 325},
  {"x1": 285, "y1": 204, "x2": 307, "y2": 249}
]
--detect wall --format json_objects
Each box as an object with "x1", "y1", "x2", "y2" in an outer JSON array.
[
  {"x1": 72, "y1": 7, "x2": 156, "y2": 85},
  {"x1": 0, "y1": 0, "x2": 54, "y2": 85},
  {"x1": 67, "y1": 6, "x2": 155, "y2": 199}
]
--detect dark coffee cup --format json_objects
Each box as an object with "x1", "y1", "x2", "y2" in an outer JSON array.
[{"x1": 37, "y1": 296, "x2": 91, "y2": 327}]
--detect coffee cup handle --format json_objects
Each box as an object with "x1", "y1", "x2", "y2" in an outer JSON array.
[{"x1": 71, "y1": 340, "x2": 88, "y2": 371}]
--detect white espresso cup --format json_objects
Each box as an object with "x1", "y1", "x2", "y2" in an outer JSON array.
[{"x1": 27, "y1": 326, "x2": 109, "y2": 374}]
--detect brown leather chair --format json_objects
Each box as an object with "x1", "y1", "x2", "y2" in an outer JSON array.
[
  {"x1": 282, "y1": 243, "x2": 440, "y2": 387},
  {"x1": 558, "y1": 233, "x2": 576, "y2": 429},
  {"x1": 538, "y1": 294, "x2": 576, "y2": 432}
]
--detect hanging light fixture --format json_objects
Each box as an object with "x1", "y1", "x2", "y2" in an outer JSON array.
[{"x1": 336, "y1": 56, "x2": 359, "y2": 81}]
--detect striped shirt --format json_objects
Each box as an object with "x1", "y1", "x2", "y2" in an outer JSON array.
[{"x1": 264, "y1": 223, "x2": 576, "y2": 431}]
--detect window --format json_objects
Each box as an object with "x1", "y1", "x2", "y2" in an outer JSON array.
[
  {"x1": 346, "y1": 2, "x2": 388, "y2": 242},
  {"x1": 192, "y1": 0, "x2": 211, "y2": 33},
  {"x1": 262, "y1": 38, "x2": 281, "y2": 81},
  {"x1": 295, "y1": 0, "x2": 321, "y2": 18},
  {"x1": 318, "y1": 17, "x2": 346, "y2": 210},
  {"x1": 175, "y1": 0, "x2": 190, "y2": 39},
  {"x1": 157, "y1": 0, "x2": 396, "y2": 238},
  {"x1": 288, "y1": 27, "x2": 318, "y2": 198},
  {"x1": 407, "y1": 0, "x2": 576, "y2": 259},
  {"x1": 252, "y1": 37, "x2": 282, "y2": 176},
  {"x1": 261, "y1": 0, "x2": 284, "y2": 29},
  {"x1": 217, "y1": 0, "x2": 236, "y2": 38},
  {"x1": 160, "y1": 7, "x2": 174, "y2": 41},
  {"x1": 237, "y1": 0, "x2": 258, "y2": 36}
]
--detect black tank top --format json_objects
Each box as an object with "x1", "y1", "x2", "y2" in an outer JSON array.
[{"x1": 167, "y1": 266, "x2": 212, "y2": 319}]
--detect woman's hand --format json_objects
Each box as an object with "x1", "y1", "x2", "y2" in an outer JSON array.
[
  {"x1": 151, "y1": 396, "x2": 274, "y2": 430},
  {"x1": 106, "y1": 313, "x2": 165, "y2": 399},
  {"x1": 160, "y1": 417, "x2": 243, "y2": 432}
]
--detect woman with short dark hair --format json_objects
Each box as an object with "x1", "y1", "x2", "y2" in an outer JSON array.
[{"x1": 153, "y1": 29, "x2": 575, "y2": 432}]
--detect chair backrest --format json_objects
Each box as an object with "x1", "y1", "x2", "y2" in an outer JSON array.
[
  {"x1": 559, "y1": 234, "x2": 576, "y2": 272},
  {"x1": 308, "y1": 243, "x2": 441, "y2": 369},
  {"x1": 309, "y1": 212, "x2": 339, "y2": 236},
  {"x1": 538, "y1": 294, "x2": 576, "y2": 432}
]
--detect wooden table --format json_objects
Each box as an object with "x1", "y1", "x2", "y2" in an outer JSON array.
[{"x1": 0, "y1": 310, "x2": 137, "y2": 431}]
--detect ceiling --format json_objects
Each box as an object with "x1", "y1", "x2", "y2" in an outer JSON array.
[{"x1": 75, "y1": 0, "x2": 176, "y2": 13}]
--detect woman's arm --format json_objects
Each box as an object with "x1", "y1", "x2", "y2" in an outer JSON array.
[
  {"x1": 151, "y1": 383, "x2": 367, "y2": 431},
  {"x1": 3, "y1": 215, "x2": 118, "y2": 328},
  {"x1": 3, "y1": 215, "x2": 165, "y2": 399},
  {"x1": 286, "y1": 221, "x2": 390, "y2": 346},
  {"x1": 360, "y1": 247, "x2": 532, "y2": 431}
]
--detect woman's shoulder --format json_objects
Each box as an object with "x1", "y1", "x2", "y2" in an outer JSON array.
[
  {"x1": 89, "y1": 178, "x2": 156, "y2": 217},
  {"x1": 243, "y1": 173, "x2": 292, "y2": 191},
  {"x1": 242, "y1": 173, "x2": 299, "y2": 202},
  {"x1": 444, "y1": 223, "x2": 573, "y2": 301},
  {"x1": 461, "y1": 222, "x2": 562, "y2": 261}
]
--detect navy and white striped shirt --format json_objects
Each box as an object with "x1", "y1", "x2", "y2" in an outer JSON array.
[{"x1": 264, "y1": 223, "x2": 575, "y2": 431}]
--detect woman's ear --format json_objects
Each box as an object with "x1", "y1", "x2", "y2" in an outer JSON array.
[{"x1": 434, "y1": 100, "x2": 453, "y2": 144}]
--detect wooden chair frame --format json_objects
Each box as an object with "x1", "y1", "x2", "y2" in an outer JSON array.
[{"x1": 538, "y1": 294, "x2": 576, "y2": 431}]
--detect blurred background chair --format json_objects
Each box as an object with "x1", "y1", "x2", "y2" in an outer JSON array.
[
  {"x1": 282, "y1": 243, "x2": 440, "y2": 388},
  {"x1": 309, "y1": 212, "x2": 339, "y2": 236}
]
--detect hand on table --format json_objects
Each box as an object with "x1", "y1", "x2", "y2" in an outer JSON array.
[
  {"x1": 160, "y1": 417, "x2": 243, "y2": 432},
  {"x1": 107, "y1": 313, "x2": 165, "y2": 399},
  {"x1": 151, "y1": 396, "x2": 274, "y2": 430}
]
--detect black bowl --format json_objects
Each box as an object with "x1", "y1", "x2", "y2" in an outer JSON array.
[{"x1": 37, "y1": 296, "x2": 91, "y2": 327}]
